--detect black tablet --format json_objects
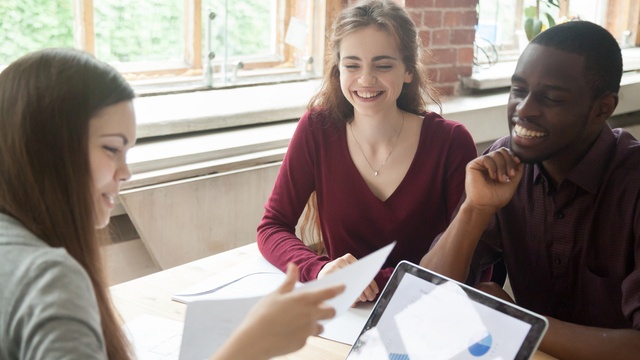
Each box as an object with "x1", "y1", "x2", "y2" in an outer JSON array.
[{"x1": 346, "y1": 261, "x2": 548, "y2": 360}]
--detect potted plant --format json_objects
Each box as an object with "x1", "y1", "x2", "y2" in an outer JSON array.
[{"x1": 524, "y1": 0, "x2": 560, "y2": 40}]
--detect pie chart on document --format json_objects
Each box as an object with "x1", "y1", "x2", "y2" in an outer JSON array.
[{"x1": 468, "y1": 331, "x2": 493, "y2": 357}]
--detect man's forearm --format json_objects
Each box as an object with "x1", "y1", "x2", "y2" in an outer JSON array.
[
  {"x1": 541, "y1": 317, "x2": 640, "y2": 360},
  {"x1": 420, "y1": 202, "x2": 495, "y2": 282}
]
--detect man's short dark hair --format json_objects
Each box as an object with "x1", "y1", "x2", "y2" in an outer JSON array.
[{"x1": 531, "y1": 21, "x2": 622, "y2": 98}]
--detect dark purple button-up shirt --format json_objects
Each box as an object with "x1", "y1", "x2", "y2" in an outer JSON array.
[{"x1": 469, "y1": 125, "x2": 640, "y2": 329}]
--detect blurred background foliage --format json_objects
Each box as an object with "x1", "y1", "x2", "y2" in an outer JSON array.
[
  {"x1": 0, "y1": 0, "x2": 272, "y2": 65},
  {"x1": 0, "y1": 0, "x2": 74, "y2": 64}
]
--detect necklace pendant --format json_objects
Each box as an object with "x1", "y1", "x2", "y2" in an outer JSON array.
[{"x1": 374, "y1": 171, "x2": 379, "y2": 176}]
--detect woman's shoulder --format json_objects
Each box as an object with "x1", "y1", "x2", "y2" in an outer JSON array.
[
  {"x1": 420, "y1": 112, "x2": 474, "y2": 143},
  {"x1": 298, "y1": 107, "x2": 344, "y2": 136},
  {"x1": 421, "y1": 111, "x2": 469, "y2": 131},
  {"x1": 0, "y1": 223, "x2": 102, "y2": 357},
  {"x1": 0, "y1": 246, "x2": 104, "y2": 359},
  {"x1": 1, "y1": 237, "x2": 92, "y2": 304},
  {"x1": 0, "y1": 214, "x2": 94, "y2": 309}
]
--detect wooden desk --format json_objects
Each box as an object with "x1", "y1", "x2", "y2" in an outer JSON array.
[{"x1": 110, "y1": 242, "x2": 555, "y2": 359}]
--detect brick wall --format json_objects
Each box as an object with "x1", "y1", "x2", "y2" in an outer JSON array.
[
  {"x1": 406, "y1": 0, "x2": 478, "y2": 96},
  {"x1": 344, "y1": 0, "x2": 479, "y2": 96}
]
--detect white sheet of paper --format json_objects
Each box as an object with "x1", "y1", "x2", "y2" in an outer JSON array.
[
  {"x1": 172, "y1": 256, "x2": 285, "y2": 303},
  {"x1": 295, "y1": 242, "x2": 395, "y2": 319},
  {"x1": 123, "y1": 314, "x2": 183, "y2": 360},
  {"x1": 180, "y1": 297, "x2": 261, "y2": 360},
  {"x1": 284, "y1": 17, "x2": 307, "y2": 49},
  {"x1": 394, "y1": 281, "x2": 488, "y2": 360},
  {"x1": 179, "y1": 242, "x2": 395, "y2": 359},
  {"x1": 319, "y1": 302, "x2": 373, "y2": 345}
]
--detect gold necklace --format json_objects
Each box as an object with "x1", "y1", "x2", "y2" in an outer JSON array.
[{"x1": 349, "y1": 112, "x2": 405, "y2": 177}]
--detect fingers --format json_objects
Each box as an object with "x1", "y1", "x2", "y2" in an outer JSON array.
[
  {"x1": 472, "y1": 147, "x2": 521, "y2": 183},
  {"x1": 331, "y1": 253, "x2": 357, "y2": 268},
  {"x1": 318, "y1": 253, "x2": 357, "y2": 278},
  {"x1": 315, "y1": 304, "x2": 337, "y2": 321},
  {"x1": 315, "y1": 284, "x2": 346, "y2": 302},
  {"x1": 370, "y1": 279, "x2": 380, "y2": 294},
  {"x1": 358, "y1": 279, "x2": 379, "y2": 302},
  {"x1": 278, "y1": 263, "x2": 299, "y2": 294}
]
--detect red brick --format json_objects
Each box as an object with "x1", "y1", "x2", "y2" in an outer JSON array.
[
  {"x1": 408, "y1": 10, "x2": 423, "y2": 28},
  {"x1": 437, "y1": 67, "x2": 459, "y2": 83},
  {"x1": 426, "y1": 67, "x2": 438, "y2": 82},
  {"x1": 430, "y1": 48, "x2": 457, "y2": 64},
  {"x1": 461, "y1": 9, "x2": 478, "y2": 27},
  {"x1": 431, "y1": 29, "x2": 450, "y2": 46},
  {"x1": 444, "y1": 11, "x2": 461, "y2": 27},
  {"x1": 423, "y1": 10, "x2": 443, "y2": 28},
  {"x1": 451, "y1": 29, "x2": 476, "y2": 45},
  {"x1": 436, "y1": 84, "x2": 456, "y2": 96},
  {"x1": 434, "y1": 0, "x2": 452, "y2": 7},
  {"x1": 454, "y1": 0, "x2": 479, "y2": 8},
  {"x1": 419, "y1": 30, "x2": 432, "y2": 47},
  {"x1": 406, "y1": 0, "x2": 435, "y2": 7},
  {"x1": 457, "y1": 47, "x2": 475, "y2": 65},
  {"x1": 457, "y1": 65, "x2": 473, "y2": 77}
]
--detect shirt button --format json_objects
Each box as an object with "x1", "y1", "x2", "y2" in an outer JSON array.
[
  {"x1": 556, "y1": 211, "x2": 565, "y2": 219},
  {"x1": 554, "y1": 258, "x2": 562, "y2": 265}
]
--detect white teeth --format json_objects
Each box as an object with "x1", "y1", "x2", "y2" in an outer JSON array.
[
  {"x1": 514, "y1": 124, "x2": 546, "y2": 138},
  {"x1": 357, "y1": 91, "x2": 381, "y2": 98},
  {"x1": 105, "y1": 194, "x2": 115, "y2": 205}
]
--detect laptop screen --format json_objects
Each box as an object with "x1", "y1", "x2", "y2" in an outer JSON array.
[{"x1": 346, "y1": 261, "x2": 548, "y2": 360}]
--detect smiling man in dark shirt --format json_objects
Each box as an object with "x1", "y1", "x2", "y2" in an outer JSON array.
[{"x1": 421, "y1": 21, "x2": 640, "y2": 359}]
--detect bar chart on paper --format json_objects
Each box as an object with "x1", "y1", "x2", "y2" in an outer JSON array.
[{"x1": 389, "y1": 354, "x2": 410, "y2": 360}]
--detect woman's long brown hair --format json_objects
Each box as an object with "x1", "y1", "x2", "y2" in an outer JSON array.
[{"x1": 0, "y1": 48, "x2": 135, "y2": 359}]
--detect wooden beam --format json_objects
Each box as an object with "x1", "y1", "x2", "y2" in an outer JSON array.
[
  {"x1": 73, "y1": 0, "x2": 95, "y2": 54},
  {"x1": 184, "y1": 0, "x2": 202, "y2": 69}
]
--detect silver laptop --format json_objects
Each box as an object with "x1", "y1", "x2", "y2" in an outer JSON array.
[{"x1": 346, "y1": 261, "x2": 548, "y2": 360}]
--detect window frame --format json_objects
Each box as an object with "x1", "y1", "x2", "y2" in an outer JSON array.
[
  {"x1": 70, "y1": 0, "x2": 340, "y2": 94},
  {"x1": 475, "y1": 0, "x2": 640, "y2": 65}
]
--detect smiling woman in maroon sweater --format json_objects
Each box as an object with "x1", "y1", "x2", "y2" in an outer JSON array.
[{"x1": 257, "y1": 0, "x2": 476, "y2": 304}]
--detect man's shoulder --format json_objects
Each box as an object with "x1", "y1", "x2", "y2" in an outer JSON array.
[
  {"x1": 485, "y1": 136, "x2": 511, "y2": 154},
  {"x1": 611, "y1": 128, "x2": 640, "y2": 166}
]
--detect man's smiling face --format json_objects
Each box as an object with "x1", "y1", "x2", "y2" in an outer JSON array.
[{"x1": 507, "y1": 44, "x2": 598, "y2": 165}]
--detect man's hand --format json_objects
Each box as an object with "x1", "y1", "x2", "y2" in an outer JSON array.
[{"x1": 465, "y1": 147, "x2": 524, "y2": 212}]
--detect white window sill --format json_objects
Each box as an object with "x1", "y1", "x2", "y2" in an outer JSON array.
[
  {"x1": 463, "y1": 47, "x2": 640, "y2": 91},
  {"x1": 127, "y1": 71, "x2": 640, "y2": 189}
]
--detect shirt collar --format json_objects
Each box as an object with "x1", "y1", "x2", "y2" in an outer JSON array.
[{"x1": 533, "y1": 124, "x2": 616, "y2": 194}]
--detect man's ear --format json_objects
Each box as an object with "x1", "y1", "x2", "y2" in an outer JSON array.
[{"x1": 590, "y1": 92, "x2": 618, "y2": 125}]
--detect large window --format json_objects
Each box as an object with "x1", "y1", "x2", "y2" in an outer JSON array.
[
  {"x1": 0, "y1": 0, "x2": 330, "y2": 94},
  {"x1": 476, "y1": 0, "x2": 635, "y2": 65}
]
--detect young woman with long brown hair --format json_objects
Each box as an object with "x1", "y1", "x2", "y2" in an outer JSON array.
[
  {"x1": 257, "y1": 0, "x2": 477, "y2": 303},
  {"x1": 0, "y1": 48, "x2": 342, "y2": 359}
]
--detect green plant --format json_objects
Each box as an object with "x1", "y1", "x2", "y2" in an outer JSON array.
[{"x1": 524, "y1": 0, "x2": 559, "y2": 41}]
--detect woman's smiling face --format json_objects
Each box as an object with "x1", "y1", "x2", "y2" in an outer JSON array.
[
  {"x1": 338, "y1": 25, "x2": 413, "y2": 117},
  {"x1": 88, "y1": 100, "x2": 136, "y2": 229}
]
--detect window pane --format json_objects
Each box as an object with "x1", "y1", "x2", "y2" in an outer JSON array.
[
  {"x1": 203, "y1": 0, "x2": 276, "y2": 62},
  {"x1": 0, "y1": 0, "x2": 74, "y2": 65},
  {"x1": 477, "y1": 0, "x2": 519, "y2": 51},
  {"x1": 94, "y1": 0, "x2": 184, "y2": 63}
]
